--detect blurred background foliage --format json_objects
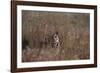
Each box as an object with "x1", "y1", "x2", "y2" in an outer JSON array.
[{"x1": 22, "y1": 10, "x2": 90, "y2": 62}]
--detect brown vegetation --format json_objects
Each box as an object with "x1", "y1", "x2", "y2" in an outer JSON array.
[{"x1": 22, "y1": 10, "x2": 90, "y2": 62}]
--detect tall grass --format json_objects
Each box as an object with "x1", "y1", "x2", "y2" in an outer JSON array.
[{"x1": 22, "y1": 10, "x2": 90, "y2": 62}]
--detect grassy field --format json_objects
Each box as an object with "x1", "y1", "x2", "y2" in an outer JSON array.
[{"x1": 22, "y1": 10, "x2": 90, "y2": 62}]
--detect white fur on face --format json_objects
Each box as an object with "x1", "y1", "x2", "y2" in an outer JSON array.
[
  {"x1": 54, "y1": 34, "x2": 59, "y2": 43},
  {"x1": 53, "y1": 34, "x2": 60, "y2": 48}
]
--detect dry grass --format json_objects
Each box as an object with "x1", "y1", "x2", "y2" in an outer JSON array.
[{"x1": 22, "y1": 10, "x2": 90, "y2": 62}]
